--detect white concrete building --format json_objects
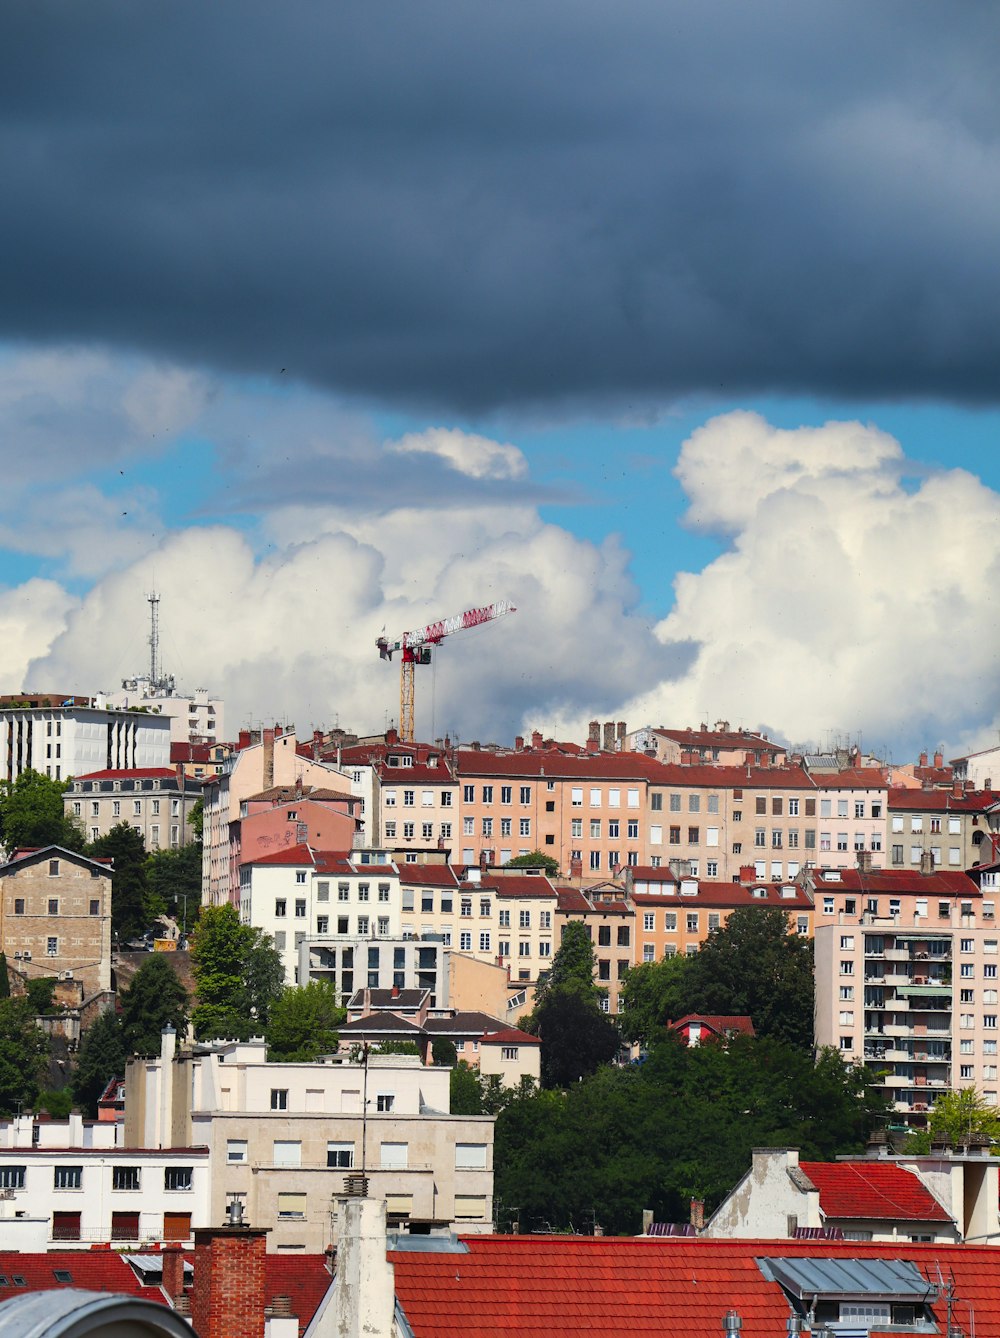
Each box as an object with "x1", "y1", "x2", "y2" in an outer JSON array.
[
  {"x1": 109, "y1": 677, "x2": 225, "y2": 746},
  {"x1": 239, "y1": 847, "x2": 402, "y2": 985},
  {"x1": 0, "y1": 1113, "x2": 210, "y2": 1246},
  {"x1": 0, "y1": 695, "x2": 171, "y2": 785}
]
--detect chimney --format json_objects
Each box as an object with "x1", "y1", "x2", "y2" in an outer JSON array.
[
  {"x1": 680, "y1": 749, "x2": 696, "y2": 766},
  {"x1": 739, "y1": 865, "x2": 756, "y2": 883},
  {"x1": 689, "y1": 1198, "x2": 705, "y2": 1231},
  {"x1": 266, "y1": 1295, "x2": 299, "y2": 1338},
  {"x1": 238, "y1": 730, "x2": 251, "y2": 750},
  {"x1": 616, "y1": 721, "x2": 626, "y2": 742},
  {"x1": 919, "y1": 751, "x2": 928, "y2": 768},
  {"x1": 569, "y1": 855, "x2": 582, "y2": 880},
  {"x1": 514, "y1": 735, "x2": 524, "y2": 751},
  {"x1": 602, "y1": 722, "x2": 615, "y2": 751},
  {"x1": 391, "y1": 984, "x2": 400, "y2": 999},
  {"x1": 386, "y1": 726, "x2": 398, "y2": 745},
  {"x1": 934, "y1": 751, "x2": 943, "y2": 768},
  {"x1": 162, "y1": 1243, "x2": 186, "y2": 1305},
  {"x1": 263, "y1": 728, "x2": 275, "y2": 790},
  {"x1": 531, "y1": 730, "x2": 543, "y2": 750},
  {"x1": 586, "y1": 738, "x2": 598, "y2": 754},
  {"x1": 920, "y1": 849, "x2": 935, "y2": 875},
  {"x1": 953, "y1": 780, "x2": 964, "y2": 799},
  {"x1": 325, "y1": 1199, "x2": 395, "y2": 1338},
  {"x1": 191, "y1": 1210, "x2": 269, "y2": 1338},
  {"x1": 175, "y1": 760, "x2": 186, "y2": 787},
  {"x1": 856, "y1": 850, "x2": 873, "y2": 874},
  {"x1": 588, "y1": 720, "x2": 600, "y2": 744}
]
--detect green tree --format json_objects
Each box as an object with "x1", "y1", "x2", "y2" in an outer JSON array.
[
  {"x1": 0, "y1": 997, "x2": 50, "y2": 1116},
  {"x1": 187, "y1": 797, "x2": 204, "y2": 841},
  {"x1": 620, "y1": 907, "x2": 815, "y2": 1052},
  {"x1": 921, "y1": 1088, "x2": 1000, "y2": 1150},
  {"x1": 266, "y1": 981, "x2": 344, "y2": 1061},
  {"x1": 146, "y1": 843, "x2": 202, "y2": 932},
  {"x1": 0, "y1": 952, "x2": 9, "y2": 1000},
  {"x1": 0, "y1": 769, "x2": 84, "y2": 853},
  {"x1": 25, "y1": 977, "x2": 57, "y2": 1014},
  {"x1": 525, "y1": 922, "x2": 620, "y2": 1086},
  {"x1": 37, "y1": 1088, "x2": 74, "y2": 1118},
  {"x1": 189, "y1": 904, "x2": 285, "y2": 1039},
  {"x1": 432, "y1": 1037, "x2": 458, "y2": 1066},
  {"x1": 88, "y1": 823, "x2": 152, "y2": 942},
  {"x1": 119, "y1": 954, "x2": 189, "y2": 1055},
  {"x1": 618, "y1": 953, "x2": 695, "y2": 1047},
  {"x1": 504, "y1": 850, "x2": 560, "y2": 876},
  {"x1": 450, "y1": 1061, "x2": 484, "y2": 1114},
  {"x1": 72, "y1": 1008, "x2": 127, "y2": 1117}
]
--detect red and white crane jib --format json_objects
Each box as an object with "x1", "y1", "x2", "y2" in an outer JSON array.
[{"x1": 377, "y1": 599, "x2": 516, "y2": 659}]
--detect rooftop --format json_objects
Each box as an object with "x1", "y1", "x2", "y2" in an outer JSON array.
[{"x1": 800, "y1": 1161, "x2": 951, "y2": 1224}]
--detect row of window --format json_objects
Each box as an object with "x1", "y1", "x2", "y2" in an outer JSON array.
[
  {"x1": 73, "y1": 798, "x2": 182, "y2": 817},
  {"x1": 386, "y1": 821, "x2": 452, "y2": 840},
  {"x1": 892, "y1": 815, "x2": 964, "y2": 834},
  {"x1": 227, "y1": 1137, "x2": 487, "y2": 1172},
  {"x1": 0, "y1": 1166, "x2": 193, "y2": 1192},
  {"x1": 8, "y1": 897, "x2": 101, "y2": 916},
  {"x1": 891, "y1": 845, "x2": 966, "y2": 865}
]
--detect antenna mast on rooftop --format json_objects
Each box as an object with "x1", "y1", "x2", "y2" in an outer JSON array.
[{"x1": 148, "y1": 591, "x2": 161, "y2": 687}]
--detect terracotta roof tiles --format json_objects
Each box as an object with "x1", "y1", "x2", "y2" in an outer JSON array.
[{"x1": 800, "y1": 1161, "x2": 952, "y2": 1223}]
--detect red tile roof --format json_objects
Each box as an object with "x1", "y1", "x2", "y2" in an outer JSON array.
[
  {"x1": 669, "y1": 1014, "x2": 755, "y2": 1038},
  {"x1": 482, "y1": 1027, "x2": 540, "y2": 1046},
  {"x1": 478, "y1": 875, "x2": 558, "y2": 899},
  {"x1": 398, "y1": 865, "x2": 461, "y2": 888},
  {"x1": 0, "y1": 1251, "x2": 165, "y2": 1304},
  {"x1": 811, "y1": 768, "x2": 888, "y2": 790},
  {"x1": 800, "y1": 1161, "x2": 951, "y2": 1223},
  {"x1": 245, "y1": 843, "x2": 316, "y2": 867},
  {"x1": 390, "y1": 1236, "x2": 1000, "y2": 1338},
  {"x1": 889, "y1": 787, "x2": 998, "y2": 813},
  {"x1": 811, "y1": 868, "x2": 980, "y2": 896},
  {"x1": 377, "y1": 764, "x2": 455, "y2": 784},
  {"x1": 653, "y1": 727, "x2": 784, "y2": 752}
]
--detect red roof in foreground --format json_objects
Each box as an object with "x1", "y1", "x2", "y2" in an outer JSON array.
[
  {"x1": 800, "y1": 1161, "x2": 951, "y2": 1223},
  {"x1": 390, "y1": 1236, "x2": 1000, "y2": 1338},
  {"x1": 0, "y1": 1251, "x2": 164, "y2": 1304},
  {"x1": 669, "y1": 1014, "x2": 755, "y2": 1038}
]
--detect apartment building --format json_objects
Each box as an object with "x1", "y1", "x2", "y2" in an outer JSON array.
[
  {"x1": 810, "y1": 768, "x2": 888, "y2": 871},
  {"x1": 65, "y1": 768, "x2": 202, "y2": 849},
  {"x1": 0, "y1": 845, "x2": 112, "y2": 994},
  {"x1": 126, "y1": 1032, "x2": 495, "y2": 1250},
  {"x1": 238, "y1": 846, "x2": 401, "y2": 984},
  {"x1": 0, "y1": 694, "x2": 171, "y2": 784},
  {"x1": 201, "y1": 727, "x2": 353, "y2": 907},
  {"x1": 236, "y1": 784, "x2": 361, "y2": 869},
  {"x1": 812, "y1": 864, "x2": 997, "y2": 1126},
  {"x1": 626, "y1": 721, "x2": 787, "y2": 767},
  {"x1": 108, "y1": 679, "x2": 224, "y2": 746},
  {"x1": 630, "y1": 868, "x2": 812, "y2": 965},
  {"x1": 0, "y1": 1114, "x2": 209, "y2": 1246},
  {"x1": 887, "y1": 784, "x2": 999, "y2": 871},
  {"x1": 556, "y1": 885, "x2": 632, "y2": 1013}
]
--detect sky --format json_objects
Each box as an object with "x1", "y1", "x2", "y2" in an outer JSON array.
[{"x1": 0, "y1": 0, "x2": 998, "y2": 762}]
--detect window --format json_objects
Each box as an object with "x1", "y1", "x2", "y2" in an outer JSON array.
[
  {"x1": 651, "y1": 792, "x2": 663, "y2": 811},
  {"x1": 113, "y1": 1167, "x2": 140, "y2": 1191},
  {"x1": 840, "y1": 961, "x2": 854, "y2": 976},
  {"x1": 227, "y1": 1140, "x2": 248, "y2": 1164},
  {"x1": 277, "y1": 1192, "x2": 306, "y2": 1219},
  {"x1": 479, "y1": 932, "x2": 491, "y2": 952},
  {"x1": 686, "y1": 913, "x2": 699, "y2": 932},
  {"x1": 986, "y1": 1016, "x2": 998, "y2": 1030},
  {"x1": 164, "y1": 1167, "x2": 193, "y2": 1190},
  {"x1": 500, "y1": 817, "x2": 511, "y2": 837},
  {"x1": 295, "y1": 870, "x2": 306, "y2": 884},
  {"x1": 518, "y1": 941, "x2": 531, "y2": 957},
  {"x1": 460, "y1": 931, "x2": 472, "y2": 951},
  {"x1": 295, "y1": 899, "x2": 307, "y2": 917},
  {"x1": 519, "y1": 909, "x2": 531, "y2": 929},
  {"x1": 664, "y1": 912, "x2": 677, "y2": 931},
  {"x1": 316, "y1": 915, "x2": 329, "y2": 934},
  {"x1": 520, "y1": 818, "x2": 531, "y2": 837},
  {"x1": 688, "y1": 827, "x2": 699, "y2": 844},
  {"x1": 327, "y1": 1141, "x2": 354, "y2": 1168},
  {"x1": 643, "y1": 912, "x2": 655, "y2": 931},
  {"x1": 47, "y1": 936, "x2": 58, "y2": 957},
  {"x1": 755, "y1": 828, "x2": 766, "y2": 848},
  {"x1": 273, "y1": 1141, "x2": 301, "y2": 1167},
  {"x1": 455, "y1": 1142, "x2": 488, "y2": 1169},
  {"x1": 270, "y1": 1089, "x2": 288, "y2": 1111},
  {"x1": 708, "y1": 912, "x2": 720, "y2": 932},
  {"x1": 53, "y1": 1166, "x2": 82, "y2": 1190},
  {"x1": 380, "y1": 1140, "x2": 408, "y2": 1167}
]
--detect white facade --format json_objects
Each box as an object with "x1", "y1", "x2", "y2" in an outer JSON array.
[
  {"x1": 0, "y1": 700, "x2": 171, "y2": 785},
  {"x1": 240, "y1": 852, "x2": 402, "y2": 984},
  {"x1": 109, "y1": 678, "x2": 225, "y2": 746},
  {"x1": 0, "y1": 1114, "x2": 210, "y2": 1246}
]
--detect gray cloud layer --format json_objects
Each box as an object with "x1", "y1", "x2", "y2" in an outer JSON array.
[{"x1": 2, "y1": 2, "x2": 998, "y2": 412}]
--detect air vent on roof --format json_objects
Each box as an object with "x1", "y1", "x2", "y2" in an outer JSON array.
[{"x1": 53, "y1": 1270, "x2": 72, "y2": 1284}]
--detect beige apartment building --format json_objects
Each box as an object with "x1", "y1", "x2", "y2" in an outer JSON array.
[
  {"x1": 0, "y1": 845, "x2": 112, "y2": 994},
  {"x1": 810, "y1": 768, "x2": 888, "y2": 871},
  {"x1": 812, "y1": 864, "x2": 998, "y2": 1127},
  {"x1": 888, "y1": 785, "x2": 999, "y2": 872},
  {"x1": 625, "y1": 722, "x2": 787, "y2": 767},
  {"x1": 66, "y1": 767, "x2": 203, "y2": 849},
  {"x1": 126, "y1": 1033, "x2": 494, "y2": 1250}
]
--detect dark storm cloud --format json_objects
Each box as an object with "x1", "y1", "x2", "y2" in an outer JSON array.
[{"x1": 2, "y1": 1, "x2": 998, "y2": 412}]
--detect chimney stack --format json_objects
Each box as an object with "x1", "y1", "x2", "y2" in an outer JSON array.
[
  {"x1": 856, "y1": 850, "x2": 873, "y2": 874},
  {"x1": 191, "y1": 1212, "x2": 269, "y2": 1338},
  {"x1": 161, "y1": 1243, "x2": 186, "y2": 1306},
  {"x1": 531, "y1": 730, "x2": 543, "y2": 750},
  {"x1": 586, "y1": 738, "x2": 598, "y2": 754},
  {"x1": 920, "y1": 849, "x2": 935, "y2": 875},
  {"x1": 689, "y1": 1198, "x2": 705, "y2": 1231},
  {"x1": 238, "y1": 729, "x2": 251, "y2": 751},
  {"x1": 588, "y1": 720, "x2": 600, "y2": 744},
  {"x1": 263, "y1": 728, "x2": 275, "y2": 790},
  {"x1": 514, "y1": 735, "x2": 524, "y2": 751},
  {"x1": 602, "y1": 722, "x2": 615, "y2": 752},
  {"x1": 919, "y1": 751, "x2": 928, "y2": 768},
  {"x1": 953, "y1": 780, "x2": 964, "y2": 799},
  {"x1": 385, "y1": 726, "x2": 398, "y2": 745},
  {"x1": 934, "y1": 751, "x2": 944, "y2": 769},
  {"x1": 616, "y1": 721, "x2": 627, "y2": 743},
  {"x1": 569, "y1": 855, "x2": 583, "y2": 880}
]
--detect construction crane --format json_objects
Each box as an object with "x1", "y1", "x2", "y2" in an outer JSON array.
[{"x1": 376, "y1": 600, "x2": 516, "y2": 744}]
